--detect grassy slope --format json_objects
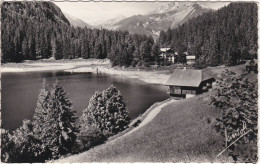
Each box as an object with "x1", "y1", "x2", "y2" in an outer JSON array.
[
  {"x1": 57, "y1": 95, "x2": 232, "y2": 162},
  {"x1": 56, "y1": 64, "x2": 252, "y2": 162},
  {"x1": 205, "y1": 64, "x2": 246, "y2": 79}
]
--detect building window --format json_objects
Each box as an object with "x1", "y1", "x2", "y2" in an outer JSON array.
[
  {"x1": 173, "y1": 86, "x2": 181, "y2": 94},
  {"x1": 182, "y1": 89, "x2": 196, "y2": 95}
]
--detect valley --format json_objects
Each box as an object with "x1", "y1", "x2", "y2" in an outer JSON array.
[{"x1": 1, "y1": 1, "x2": 257, "y2": 163}]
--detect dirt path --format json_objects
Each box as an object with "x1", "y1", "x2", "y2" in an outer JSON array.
[{"x1": 123, "y1": 99, "x2": 177, "y2": 137}]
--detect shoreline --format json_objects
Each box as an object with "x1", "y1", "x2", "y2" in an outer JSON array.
[
  {"x1": 1, "y1": 59, "x2": 110, "y2": 73},
  {"x1": 1, "y1": 59, "x2": 172, "y2": 85},
  {"x1": 66, "y1": 66, "x2": 171, "y2": 84}
]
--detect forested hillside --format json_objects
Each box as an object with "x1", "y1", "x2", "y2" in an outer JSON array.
[
  {"x1": 1, "y1": 2, "x2": 155, "y2": 66},
  {"x1": 2, "y1": 2, "x2": 257, "y2": 68},
  {"x1": 159, "y1": 2, "x2": 258, "y2": 67},
  {"x1": 1, "y1": 2, "x2": 70, "y2": 62}
]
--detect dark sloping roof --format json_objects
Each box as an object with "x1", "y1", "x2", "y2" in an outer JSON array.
[{"x1": 165, "y1": 69, "x2": 214, "y2": 87}]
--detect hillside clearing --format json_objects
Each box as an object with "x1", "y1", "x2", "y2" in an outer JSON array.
[{"x1": 56, "y1": 94, "x2": 232, "y2": 162}]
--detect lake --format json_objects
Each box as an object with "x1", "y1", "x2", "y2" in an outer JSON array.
[{"x1": 2, "y1": 71, "x2": 169, "y2": 131}]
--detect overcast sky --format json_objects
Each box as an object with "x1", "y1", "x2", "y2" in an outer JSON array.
[{"x1": 54, "y1": 2, "x2": 230, "y2": 25}]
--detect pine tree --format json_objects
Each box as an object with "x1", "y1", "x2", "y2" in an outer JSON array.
[
  {"x1": 32, "y1": 79, "x2": 51, "y2": 140},
  {"x1": 22, "y1": 38, "x2": 29, "y2": 59},
  {"x1": 47, "y1": 80, "x2": 78, "y2": 159},
  {"x1": 51, "y1": 35, "x2": 57, "y2": 59},
  {"x1": 140, "y1": 41, "x2": 152, "y2": 62},
  {"x1": 152, "y1": 43, "x2": 160, "y2": 63}
]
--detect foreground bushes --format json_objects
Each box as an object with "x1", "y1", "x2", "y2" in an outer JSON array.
[
  {"x1": 2, "y1": 81, "x2": 130, "y2": 162},
  {"x1": 2, "y1": 80, "x2": 77, "y2": 162},
  {"x1": 77, "y1": 85, "x2": 130, "y2": 151},
  {"x1": 210, "y1": 70, "x2": 257, "y2": 162}
]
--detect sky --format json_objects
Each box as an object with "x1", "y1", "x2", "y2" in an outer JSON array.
[{"x1": 54, "y1": 1, "x2": 230, "y2": 25}]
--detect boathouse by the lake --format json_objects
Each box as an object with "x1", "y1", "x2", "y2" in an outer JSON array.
[{"x1": 165, "y1": 68, "x2": 215, "y2": 98}]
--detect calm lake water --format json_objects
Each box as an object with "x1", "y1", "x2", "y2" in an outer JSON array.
[{"x1": 2, "y1": 71, "x2": 169, "y2": 131}]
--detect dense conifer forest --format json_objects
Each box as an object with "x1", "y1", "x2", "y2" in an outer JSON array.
[
  {"x1": 1, "y1": 2, "x2": 258, "y2": 67},
  {"x1": 1, "y1": 2, "x2": 155, "y2": 66},
  {"x1": 159, "y1": 3, "x2": 258, "y2": 67}
]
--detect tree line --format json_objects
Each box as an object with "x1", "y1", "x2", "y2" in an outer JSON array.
[
  {"x1": 2, "y1": 80, "x2": 130, "y2": 162},
  {"x1": 159, "y1": 2, "x2": 258, "y2": 68},
  {"x1": 1, "y1": 2, "x2": 158, "y2": 67},
  {"x1": 1, "y1": 2, "x2": 257, "y2": 68}
]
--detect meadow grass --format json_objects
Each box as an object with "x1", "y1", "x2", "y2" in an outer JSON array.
[{"x1": 57, "y1": 94, "x2": 232, "y2": 162}]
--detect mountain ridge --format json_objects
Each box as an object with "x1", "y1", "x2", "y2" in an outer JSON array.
[
  {"x1": 101, "y1": 2, "x2": 215, "y2": 40},
  {"x1": 64, "y1": 12, "x2": 93, "y2": 28}
]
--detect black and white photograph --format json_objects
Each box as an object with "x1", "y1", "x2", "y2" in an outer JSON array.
[{"x1": 1, "y1": 1, "x2": 258, "y2": 163}]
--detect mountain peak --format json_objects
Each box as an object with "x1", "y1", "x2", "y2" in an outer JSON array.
[
  {"x1": 64, "y1": 12, "x2": 92, "y2": 28},
  {"x1": 151, "y1": 2, "x2": 214, "y2": 14},
  {"x1": 106, "y1": 2, "x2": 214, "y2": 40}
]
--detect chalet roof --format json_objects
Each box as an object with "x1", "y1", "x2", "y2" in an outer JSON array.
[
  {"x1": 165, "y1": 69, "x2": 214, "y2": 87},
  {"x1": 160, "y1": 48, "x2": 171, "y2": 52}
]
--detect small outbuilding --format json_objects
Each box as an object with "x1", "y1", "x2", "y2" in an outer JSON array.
[
  {"x1": 186, "y1": 55, "x2": 196, "y2": 65},
  {"x1": 165, "y1": 68, "x2": 215, "y2": 98}
]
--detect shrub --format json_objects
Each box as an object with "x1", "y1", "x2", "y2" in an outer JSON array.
[
  {"x1": 77, "y1": 124, "x2": 106, "y2": 151},
  {"x1": 1, "y1": 120, "x2": 51, "y2": 163},
  {"x1": 78, "y1": 85, "x2": 130, "y2": 148},
  {"x1": 1, "y1": 129, "x2": 16, "y2": 162},
  {"x1": 210, "y1": 70, "x2": 257, "y2": 162},
  {"x1": 144, "y1": 62, "x2": 150, "y2": 67}
]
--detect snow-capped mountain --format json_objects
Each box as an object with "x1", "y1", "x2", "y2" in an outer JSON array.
[
  {"x1": 98, "y1": 16, "x2": 126, "y2": 29},
  {"x1": 102, "y1": 2, "x2": 217, "y2": 39},
  {"x1": 64, "y1": 13, "x2": 92, "y2": 28}
]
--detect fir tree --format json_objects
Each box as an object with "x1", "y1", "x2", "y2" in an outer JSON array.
[
  {"x1": 79, "y1": 85, "x2": 130, "y2": 138},
  {"x1": 47, "y1": 80, "x2": 78, "y2": 159},
  {"x1": 32, "y1": 79, "x2": 54, "y2": 162},
  {"x1": 152, "y1": 43, "x2": 160, "y2": 63},
  {"x1": 32, "y1": 79, "x2": 51, "y2": 139}
]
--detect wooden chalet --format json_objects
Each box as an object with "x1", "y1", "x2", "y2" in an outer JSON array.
[
  {"x1": 160, "y1": 48, "x2": 175, "y2": 63},
  {"x1": 165, "y1": 68, "x2": 215, "y2": 98}
]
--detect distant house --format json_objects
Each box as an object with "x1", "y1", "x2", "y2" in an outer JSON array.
[
  {"x1": 165, "y1": 68, "x2": 215, "y2": 98},
  {"x1": 245, "y1": 59, "x2": 258, "y2": 73},
  {"x1": 160, "y1": 48, "x2": 175, "y2": 63},
  {"x1": 186, "y1": 55, "x2": 196, "y2": 65}
]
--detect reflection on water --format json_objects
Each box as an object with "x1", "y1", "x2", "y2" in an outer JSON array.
[{"x1": 2, "y1": 71, "x2": 169, "y2": 131}]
